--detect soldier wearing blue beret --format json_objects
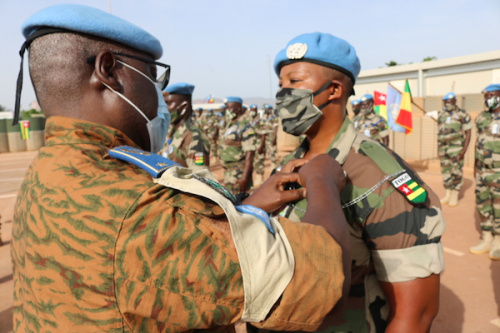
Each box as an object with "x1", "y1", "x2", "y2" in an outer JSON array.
[
  {"x1": 161, "y1": 82, "x2": 210, "y2": 171},
  {"x1": 354, "y1": 93, "x2": 390, "y2": 145},
  {"x1": 350, "y1": 99, "x2": 361, "y2": 116},
  {"x1": 272, "y1": 32, "x2": 445, "y2": 332},
  {"x1": 470, "y1": 84, "x2": 500, "y2": 259},
  {"x1": 219, "y1": 96, "x2": 257, "y2": 193},
  {"x1": 12, "y1": 5, "x2": 352, "y2": 332},
  {"x1": 437, "y1": 91, "x2": 471, "y2": 207}
]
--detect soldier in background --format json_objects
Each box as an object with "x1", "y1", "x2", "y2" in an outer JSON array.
[
  {"x1": 470, "y1": 83, "x2": 500, "y2": 260},
  {"x1": 355, "y1": 94, "x2": 390, "y2": 146},
  {"x1": 263, "y1": 104, "x2": 280, "y2": 170},
  {"x1": 351, "y1": 99, "x2": 361, "y2": 119},
  {"x1": 249, "y1": 104, "x2": 266, "y2": 186},
  {"x1": 219, "y1": 96, "x2": 256, "y2": 193},
  {"x1": 194, "y1": 107, "x2": 204, "y2": 126},
  {"x1": 161, "y1": 82, "x2": 210, "y2": 170},
  {"x1": 205, "y1": 108, "x2": 219, "y2": 158},
  {"x1": 437, "y1": 92, "x2": 471, "y2": 207}
]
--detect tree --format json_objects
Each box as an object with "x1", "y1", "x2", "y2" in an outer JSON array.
[
  {"x1": 385, "y1": 60, "x2": 399, "y2": 67},
  {"x1": 0, "y1": 104, "x2": 6, "y2": 111},
  {"x1": 423, "y1": 56, "x2": 437, "y2": 62}
]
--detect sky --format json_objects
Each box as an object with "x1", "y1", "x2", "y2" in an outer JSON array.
[{"x1": 0, "y1": 0, "x2": 499, "y2": 112}]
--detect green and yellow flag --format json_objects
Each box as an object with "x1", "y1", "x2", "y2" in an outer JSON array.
[{"x1": 396, "y1": 79, "x2": 413, "y2": 134}]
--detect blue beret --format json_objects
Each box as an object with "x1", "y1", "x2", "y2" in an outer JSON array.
[
  {"x1": 274, "y1": 32, "x2": 360, "y2": 83},
  {"x1": 22, "y1": 4, "x2": 162, "y2": 59},
  {"x1": 483, "y1": 84, "x2": 500, "y2": 93},
  {"x1": 224, "y1": 96, "x2": 243, "y2": 104},
  {"x1": 360, "y1": 94, "x2": 373, "y2": 102},
  {"x1": 351, "y1": 99, "x2": 360, "y2": 106},
  {"x1": 164, "y1": 82, "x2": 194, "y2": 95},
  {"x1": 195, "y1": 107, "x2": 203, "y2": 111},
  {"x1": 442, "y1": 92, "x2": 456, "y2": 100},
  {"x1": 250, "y1": 104, "x2": 258, "y2": 109}
]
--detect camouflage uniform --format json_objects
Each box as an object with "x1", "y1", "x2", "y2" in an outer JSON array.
[
  {"x1": 219, "y1": 115, "x2": 257, "y2": 192},
  {"x1": 437, "y1": 106, "x2": 472, "y2": 190},
  {"x1": 206, "y1": 112, "x2": 219, "y2": 158},
  {"x1": 262, "y1": 113, "x2": 279, "y2": 168},
  {"x1": 475, "y1": 110, "x2": 500, "y2": 234},
  {"x1": 354, "y1": 112, "x2": 390, "y2": 144},
  {"x1": 161, "y1": 117, "x2": 210, "y2": 171},
  {"x1": 251, "y1": 116, "x2": 266, "y2": 178},
  {"x1": 277, "y1": 117, "x2": 445, "y2": 333},
  {"x1": 11, "y1": 116, "x2": 347, "y2": 332}
]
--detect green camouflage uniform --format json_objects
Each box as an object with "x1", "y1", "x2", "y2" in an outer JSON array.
[
  {"x1": 354, "y1": 112, "x2": 390, "y2": 144},
  {"x1": 11, "y1": 116, "x2": 347, "y2": 332},
  {"x1": 276, "y1": 117, "x2": 445, "y2": 333},
  {"x1": 262, "y1": 112, "x2": 279, "y2": 168},
  {"x1": 219, "y1": 116, "x2": 257, "y2": 192},
  {"x1": 251, "y1": 116, "x2": 266, "y2": 177},
  {"x1": 206, "y1": 112, "x2": 219, "y2": 158},
  {"x1": 475, "y1": 110, "x2": 500, "y2": 234},
  {"x1": 161, "y1": 117, "x2": 210, "y2": 171},
  {"x1": 437, "y1": 106, "x2": 472, "y2": 190}
]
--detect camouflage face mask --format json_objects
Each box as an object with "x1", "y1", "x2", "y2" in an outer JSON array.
[
  {"x1": 485, "y1": 96, "x2": 500, "y2": 112},
  {"x1": 275, "y1": 82, "x2": 331, "y2": 136},
  {"x1": 444, "y1": 102, "x2": 455, "y2": 112}
]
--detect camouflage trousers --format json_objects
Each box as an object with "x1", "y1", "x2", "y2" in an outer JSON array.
[
  {"x1": 222, "y1": 161, "x2": 252, "y2": 193},
  {"x1": 266, "y1": 135, "x2": 277, "y2": 166},
  {"x1": 254, "y1": 150, "x2": 266, "y2": 176},
  {"x1": 438, "y1": 143, "x2": 464, "y2": 190},
  {"x1": 475, "y1": 169, "x2": 500, "y2": 234}
]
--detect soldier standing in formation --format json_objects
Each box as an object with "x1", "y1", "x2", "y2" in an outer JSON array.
[
  {"x1": 437, "y1": 92, "x2": 471, "y2": 207},
  {"x1": 218, "y1": 96, "x2": 256, "y2": 194},
  {"x1": 350, "y1": 98, "x2": 361, "y2": 119},
  {"x1": 205, "y1": 108, "x2": 219, "y2": 159},
  {"x1": 249, "y1": 104, "x2": 267, "y2": 186},
  {"x1": 470, "y1": 83, "x2": 500, "y2": 260},
  {"x1": 272, "y1": 32, "x2": 445, "y2": 332},
  {"x1": 161, "y1": 82, "x2": 210, "y2": 170},
  {"x1": 263, "y1": 104, "x2": 280, "y2": 171},
  {"x1": 355, "y1": 94, "x2": 390, "y2": 146}
]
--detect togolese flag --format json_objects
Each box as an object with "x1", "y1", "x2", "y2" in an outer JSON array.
[
  {"x1": 19, "y1": 120, "x2": 30, "y2": 140},
  {"x1": 396, "y1": 79, "x2": 412, "y2": 134},
  {"x1": 374, "y1": 91, "x2": 387, "y2": 120}
]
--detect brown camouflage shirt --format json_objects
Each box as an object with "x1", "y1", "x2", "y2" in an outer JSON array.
[{"x1": 12, "y1": 116, "x2": 345, "y2": 332}]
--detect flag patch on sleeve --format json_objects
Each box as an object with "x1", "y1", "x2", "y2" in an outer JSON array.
[
  {"x1": 194, "y1": 152, "x2": 204, "y2": 165},
  {"x1": 391, "y1": 172, "x2": 427, "y2": 204}
]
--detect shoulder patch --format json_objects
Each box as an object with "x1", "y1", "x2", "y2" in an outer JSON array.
[
  {"x1": 391, "y1": 172, "x2": 427, "y2": 204},
  {"x1": 109, "y1": 145, "x2": 180, "y2": 178}
]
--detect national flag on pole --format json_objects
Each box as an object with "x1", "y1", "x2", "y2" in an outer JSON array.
[
  {"x1": 205, "y1": 94, "x2": 214, "y2": 104},
  {"x1": 19, "y1": 120, "x2": 30, "y2": 140},
  {"x1": 373, "y1": 91, "x2": 387, "y2": 120},
  {"x1": 396, "y1": 79, "x2": 413, "y2": 134},
  {"x1": 386, "y1": 85, "x2": 406, "y2": 133}
]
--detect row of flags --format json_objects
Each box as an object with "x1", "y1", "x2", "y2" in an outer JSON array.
[
  {"x1": 204, "y1": 93, "x2": 215, "y2": 104},
  {"x1": 371, "y1": 79, "x2": 413, "y2": 135}
]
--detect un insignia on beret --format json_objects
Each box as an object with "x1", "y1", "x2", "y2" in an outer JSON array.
[{"x1": 286, "y1": 43, "x2": 308, "y2": 60}]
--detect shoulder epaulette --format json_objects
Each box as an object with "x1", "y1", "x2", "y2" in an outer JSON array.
[
  {"x1": 360, "y1": 141, "x2": 427, "y2": 204},
  {"x1": 108, "y1": 145, "x2": 180, "y2": 178}
]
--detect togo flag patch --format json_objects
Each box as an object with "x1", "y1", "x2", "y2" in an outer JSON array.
[
  {"x1": 194, "y1": 152, "x2": 204, "y2": 165},
  {"x1": 391, "y1": 173, "x2": 427, "y2": 204}
]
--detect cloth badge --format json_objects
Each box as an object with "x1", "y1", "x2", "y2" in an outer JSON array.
[
  {"x1": 286, "y1": 42, "x2": 308, "y2": 59},
  {"x1": 391, "y1": 173, "x2": 427, "y2": 204},
  {"x1": 108, "y1": 145, "x2": 180, "y2": 178},
  {"x1": 194, "y1": 152, "x2": 204, "y2": 165}
]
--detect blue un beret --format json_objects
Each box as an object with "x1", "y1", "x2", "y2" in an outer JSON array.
[
  {"x1": 351, "y1": 99, "x2": 360, "y2": 106},
  {"x1": 164, "y1": 82, "x2": 195, "y2": 95},
  {"x1": 483, "y1": 84, "x2": 500, "y2": 93},
  {"x1": 442, "y1": 92, "x2": 456, "y2": 100},
  {"x1": 250, "y1": 104, "x2": 258, "y2": 109},
  {"x1": 224, "y1": 96, "x2": 243, "y2": 104},
  {"x1": 274, "y1": 32, "x2": 360, "y2": 84},
  {"x1": 360, "y1": 94, "x2": 373, "y2": 102},
  {"x1": 22, "y1": 4, "x2": 162, "y2": 59}
]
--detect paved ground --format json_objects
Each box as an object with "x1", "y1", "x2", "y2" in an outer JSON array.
[{"x1": 1, "y1": 150, "x2": 500, "y2": 332}]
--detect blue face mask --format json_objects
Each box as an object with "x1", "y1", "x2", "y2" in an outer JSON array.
[{"x1": 102, "y1": 60, "x2": 170, "y2": 153}]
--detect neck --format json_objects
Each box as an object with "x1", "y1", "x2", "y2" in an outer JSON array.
[{"x1": 304, "y1": 109, "x2": 344, "y2": 159}]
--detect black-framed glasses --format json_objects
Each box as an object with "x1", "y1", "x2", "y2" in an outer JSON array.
[{"x1": 86, "y1": 52, "x2": 170, "y2": 90}]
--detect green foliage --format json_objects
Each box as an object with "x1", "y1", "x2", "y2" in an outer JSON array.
[
  {"x1": 423, "y1": 56, "x2": 437, "y2": 62},
  {"x1": 385, "y1": 60, "x2": 399, "y2": 67}
]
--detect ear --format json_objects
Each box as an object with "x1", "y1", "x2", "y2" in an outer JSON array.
[
  {"x1": 327, "y1": 81, "x2": 344, "y2": 101},
  {"x1": 89, "y1": 50, "x2": 121, "y2": 91}
]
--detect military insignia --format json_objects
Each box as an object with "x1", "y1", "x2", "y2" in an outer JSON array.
[
  {"x1": 192, "y1": 174, "x2": 237, "y2": 203},
  {"x1": 194, "y1": 152, "x2": 204, "y2": 165},
  {"x1": 286, "y1": 43, "x2": 308, "y2": 59},
  {"x1": 109, "y1": 145, "x2": 180, "y2": 178},
  {"x1": 391, "y1": 173, "x2": 427, "y2": 204}
]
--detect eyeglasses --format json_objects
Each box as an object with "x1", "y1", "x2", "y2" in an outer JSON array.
[{"x1": 86, "y1": 52, "x2": 170, "y2": 90}]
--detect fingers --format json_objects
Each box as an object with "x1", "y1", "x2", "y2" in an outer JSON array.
[{"x1": 281, "y1": 158, "x2": 308, "y2": 173}]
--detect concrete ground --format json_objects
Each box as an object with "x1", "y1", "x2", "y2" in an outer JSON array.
[{"x1": 1, "y1": 150, "x2": 500, "y2": 332}]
